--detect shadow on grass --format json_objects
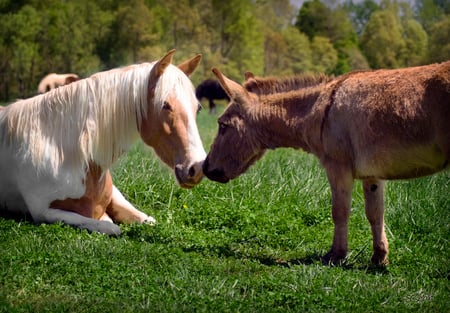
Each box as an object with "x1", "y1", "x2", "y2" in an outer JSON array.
[
  {"x1": 123, "y1": 225, "x2": 391, "y2": 274},
  {"x1": 0, "y1": 210, "x2": 32, "y2": 222}
]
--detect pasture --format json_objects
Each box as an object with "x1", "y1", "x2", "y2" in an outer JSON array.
[{"x1": 1, "y1": 105, "x2": 449, "y2": 312}]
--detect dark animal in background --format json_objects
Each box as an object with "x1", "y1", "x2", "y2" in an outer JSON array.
[{"x1": 196, "y1": 79, "x2": 230, "y2": 114}]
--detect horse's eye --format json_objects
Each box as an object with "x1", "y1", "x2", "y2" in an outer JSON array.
[{"x1": 162, "y1": 101, "x2": 172, "y2": 111}]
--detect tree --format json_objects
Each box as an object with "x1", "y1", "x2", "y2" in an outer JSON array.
[
  {"x1": 264, "y1": 27, "x2": 313, "y2": 76},
  {"x1": 108, "y1": 0, "x2": 161, "y2": 65},
  {"x1": 360, "y1": 10, "x2": 406, "y2": 68},
  {"x1": 295, "y1": 0, "x2": 361, "y2": 73},
  {"x1": 344, "y1": 0, "x2": 380, "y2": 35},
  {"x1": 295, "y1": 0, "x2": 330, "y2": 41},
  {"x1": 427, "y1": 15, "x2": 450, "y2": 62},
  {"x1": 1, "y1": 5, "x2": 42, "y2": 98},
  {"x1": 310, "y1": 36, "x2": 338, "y2": 74},
  {"x1": 417, "y1": 0, "x2": 446, "y2": 31},
  {"x1": 205, "y1": 0, "x2": 264, "y2": 79},
  {"x1": 401, "y1": 18, "x2": 428, "y2": 66}
]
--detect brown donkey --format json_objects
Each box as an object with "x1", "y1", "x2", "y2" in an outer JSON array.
[{"x1": 203, "y1": 62, "x2": 450, "y2": 265}]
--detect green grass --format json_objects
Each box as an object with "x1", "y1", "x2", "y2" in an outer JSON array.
[{"x1": 1, "y1": 106, "x2": 449, "y2": 312}]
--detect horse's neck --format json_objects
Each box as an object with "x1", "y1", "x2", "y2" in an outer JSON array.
[{"x1": 255, "y1": 87, "x2": 324, "y2": 151}]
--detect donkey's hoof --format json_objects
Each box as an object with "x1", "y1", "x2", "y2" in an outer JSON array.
[
  {"x1": 371, "y1": 254, "x2": 389, "y2": 266},
  {"x1": 321, "y1": 250, "x2": 346, "y2": 266}
]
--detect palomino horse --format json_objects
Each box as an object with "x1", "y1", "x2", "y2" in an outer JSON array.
[
  {"x1": 37, "y1": 73, "x2": 80, "y2": 93},
  {"x1": 196, "y1": 79, "x2": 229, "y2": 114},
  {"x1": 0, "y1": 50, "x2": 206, "y2": 235},
  {"x1": 203, "y1": 62, "x2": 450, "y2": 265}
]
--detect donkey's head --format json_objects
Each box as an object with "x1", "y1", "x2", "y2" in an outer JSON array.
[
  {"x1": 203, "y1": 68, "x2": 266, "y2": 183},
  {"x1": 139, "y1": 50, "x2": 206, "y2": 188}
]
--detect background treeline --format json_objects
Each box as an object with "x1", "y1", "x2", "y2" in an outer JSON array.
[{"x1": 0, "y1": 0, "x2": 448, "y2": 101}]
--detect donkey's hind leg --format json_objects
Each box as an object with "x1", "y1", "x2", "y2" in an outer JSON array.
[
  {"x1": 106, "y1": 185, "x2": 156, "y2": 224},
  {"x1": 363, "y1": 179, "x2": 389, "y2": 265},
  {"x1": 322, "y1": 164, "x2": 354, "y2": 265}
]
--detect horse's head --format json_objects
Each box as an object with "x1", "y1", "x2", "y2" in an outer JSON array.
[
  {"x1": 203, "y1": 68, "x2": 266, "y2": 183},
  {"x1": 139, "y1": 50, "x2": 206, "y2": 188}
]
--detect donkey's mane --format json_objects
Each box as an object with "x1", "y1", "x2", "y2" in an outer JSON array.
[
  {"x1": 244, "y1": 73, "x2": 333, "y2": 95},
  {"x1": 1, "y1": 62, "x2": 193, "y2": 176}
]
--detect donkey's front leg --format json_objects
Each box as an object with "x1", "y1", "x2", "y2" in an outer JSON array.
[
  {"x1": 322, "y1": 165, "x2": 354, "y2": 265},
  {"x1": 363, "y1": 179, "x2": 389, "y2": 265}
]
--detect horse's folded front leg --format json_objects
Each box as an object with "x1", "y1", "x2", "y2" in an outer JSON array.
[
  {"x1": 106, "y1": 185, "x2": 156, "y2": 224},
  {"x1": 322, "y1": 164, "x2": 354, "y2": 265},
  {"x1": 363, "y1": 179, "x2": 389, "y2": 265},
  {"x1": 32, "y1": 207, "x2": 121, "y2": 235}
]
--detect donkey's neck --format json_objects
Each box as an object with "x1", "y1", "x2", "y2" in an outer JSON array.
[{"x1": 253, "y1": 87, "x2": 324, "y2": 152}]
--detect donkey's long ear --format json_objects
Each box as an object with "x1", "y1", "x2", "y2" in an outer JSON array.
[
  {"x1": 152, "y1": 49, "x2": 176, "y2": 78},
  {"x1": 178, "y1": 54, "x2": 202, "y2": 77},
  {"x1": 244, "y1": 71, "x2": 255, "y2": 81},
  {"x1": 212, "y1": 67, "x2": 249, "y2": 103}
]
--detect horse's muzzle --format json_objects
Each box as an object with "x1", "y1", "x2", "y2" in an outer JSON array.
[{"x1": 175, "y1": 162, "x2": 204, "y2": 188}]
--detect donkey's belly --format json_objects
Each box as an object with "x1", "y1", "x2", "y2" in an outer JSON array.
[{"x1": 355, "y1": 144, "x2": 448, "y2": 180}]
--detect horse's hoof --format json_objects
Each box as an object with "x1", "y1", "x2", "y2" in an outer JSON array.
[{"x1": 143, "y1": 216, "x2": 156, "y2": 225}]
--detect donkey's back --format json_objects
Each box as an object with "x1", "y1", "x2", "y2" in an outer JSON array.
[{"x1": 326, "y1": 61, "x2": 450, "y2": 180}]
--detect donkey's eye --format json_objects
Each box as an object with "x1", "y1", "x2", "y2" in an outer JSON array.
[
  {"x1": 162, "y1": 101, "x2": 172, "y2": 111},
  {"x1": 218, "y1": 122, "x2": 228, "y2": 135}
]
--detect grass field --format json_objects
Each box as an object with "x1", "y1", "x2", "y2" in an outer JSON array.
[{"x1": 1, "y1": 105, "x2": 449, "y2": 312}]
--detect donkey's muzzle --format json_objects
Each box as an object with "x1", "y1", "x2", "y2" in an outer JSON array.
[{"x1": 202, "y1": 157, "x2": 229, "y2": 183}]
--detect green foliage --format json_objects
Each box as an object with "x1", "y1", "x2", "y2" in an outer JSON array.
[
  {"x1": 427, "y1": 15, "x2": 450, "y2": 63},
  {"x1": 361, "y1": 10, "x2": 406, "y2": 68},
  {"x1": 0, "y1": 0, "x2": 448, "y2": 101},
  {"x1": 310, "y1": 36, "x2": 338, "y2": 74},
  {"x1": 402, "y1": 18, "x2": 428, "y2": 66},
  {"x1": 1, "y1": 107, "x2": 449, "y2": 312}
]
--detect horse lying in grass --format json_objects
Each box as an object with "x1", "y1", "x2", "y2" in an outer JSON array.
[
  {"x1": 203, "y1": 62, "x2": 450, "y2": 265},
  {"x1": 196, "y1": 79, "x2": 229, "y2": 114},
  {"x1": 37, "y1": 73, "x2": 80, "y2": 93},
  {"x1": 0, "y1": 50, "x2": 206, "y2": 235}
]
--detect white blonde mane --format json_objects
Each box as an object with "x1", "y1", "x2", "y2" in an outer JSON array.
[{"x1": 1, "y1": 62, "x2": 195, "y2": 177}]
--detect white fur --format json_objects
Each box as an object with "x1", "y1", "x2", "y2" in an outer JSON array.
[{"x1": 0, "y1": 61, "x2": 204, "y2": 234}]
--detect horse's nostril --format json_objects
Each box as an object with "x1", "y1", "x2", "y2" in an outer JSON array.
[{"x1": 188, "y1": 165, "x2": 196, "y2": 177}]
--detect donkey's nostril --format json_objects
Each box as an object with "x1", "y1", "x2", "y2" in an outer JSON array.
[{"x1": 188, "y1": 165, "x2": 196, "y2": 177}]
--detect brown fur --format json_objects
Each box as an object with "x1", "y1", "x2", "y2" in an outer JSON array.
[
  {"x1": 204, "y1": 62, "x2": 450, "y2": 265},
  {"x1": 50, "y1": 164, "x2": 112, "y2": 220},
  {"x1": 243, "y1": 72, "x2": 333, "y2": 95}
]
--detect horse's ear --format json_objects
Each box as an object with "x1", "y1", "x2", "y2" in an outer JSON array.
[
  {"x1": 153, "y1": 49, "x2": 176, "y2": 77},
  {"x1": 178, "y1": 54, "x2": 202, "y2": 77},
  {"x1": 244, "y1": 71, "x2": 255, "y2": 81},
  {"x1": 212, "y1": 67, "x2": 249, "y2": 104}
]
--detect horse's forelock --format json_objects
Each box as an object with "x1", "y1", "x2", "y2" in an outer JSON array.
[{"x1": 154, "y1": 64, "x2": 197, "y2": 112}]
